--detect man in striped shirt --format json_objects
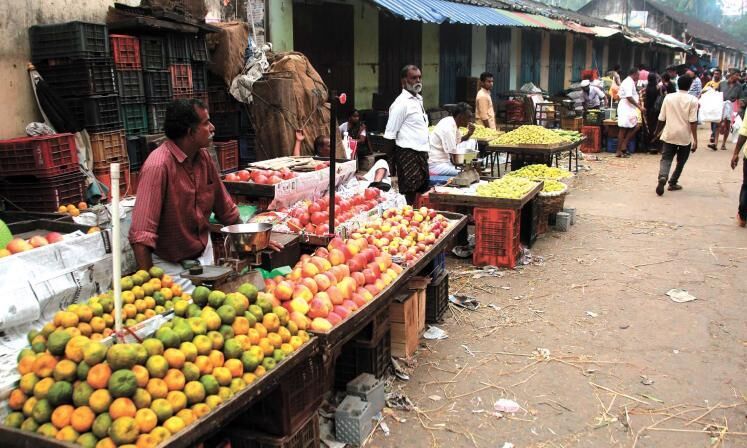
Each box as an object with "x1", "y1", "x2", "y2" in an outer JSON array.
[{"x1": 129, "y1": 99, "x2": 258, "y2": 291}]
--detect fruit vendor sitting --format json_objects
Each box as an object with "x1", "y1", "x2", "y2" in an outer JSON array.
[
  {"x1": 293, "y1": 131, "x2": 391, "y2": 191},
  {"x1": 129, "y1": 99, "x2": 280, "y2": 292},
  {"x1": 428, "y1": 102, "x2": 475, "y2": 177}
]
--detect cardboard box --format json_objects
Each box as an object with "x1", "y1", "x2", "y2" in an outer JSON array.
[{"x1": 390, "y1": 291, "x2": 420, "y2": 358}]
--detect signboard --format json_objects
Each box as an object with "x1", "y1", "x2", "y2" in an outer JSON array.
[{"x1": 629, "y1": 10, "x2": 648, "y2": 28}]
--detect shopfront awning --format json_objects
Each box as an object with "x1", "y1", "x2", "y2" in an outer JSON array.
[
  {"x1": 499, "y1": 10, "x2": 568, "y2": 30},
  {"x1": 638, "y1": 27, "x2": 692, "y2": 51},
  {"x1": 563, "y1": 21, "x2": 595, "y2": 35},
  {"x1": 590, "y1": 26, "x2": 623, "y2": 38},
  {"x1": 369, "y1": 0, "x2": 525, "y2": 26}
]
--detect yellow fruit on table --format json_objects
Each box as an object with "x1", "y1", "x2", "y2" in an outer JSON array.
[
  {"x1": 162, "y1": 416, "x2": 185, "y2": 435},
  {"x1": 150, "y1": 398, "x2": 174, "y2": 424},
  {"x1": 134, "y1": 408, "x2": 158, "y2": 433},
  {"x1": 132, "y1": 388, "x2": 152, "y2": 410},
  {"x1": 51, "y1": 404, "x2": 74, "y2": 429},
  {"x1": 109, "y1": 416, "x2": 140, "y2": 445},
  {"x1": 65, "y1": 335, "x2": 91, "y2": 363},
  {"x1": 149, "y1": 426, "x2": 171, "y2": 443},
  {"x1": 146, "y1": 378, "x2": 169, "y2": 399},
  {"x1": 191, "y1": 403, "x2": 211, "y2": 418},
  {"x1": 33, "y1": 377, "x2": 55, "y2": 399},
  {"x1": 70, "y1": 406, "x2": 95, "y2": 433},
  {"x1": 109, "y1": 397, "x2": 137, "y2": 419},
  {"x1": 166, "y1": 391, "x2": 187, "y2": 413},
  {"x1": 89, "y1": 389, "x2": 112, "y2": 414},
  {"x1": 183, "y1": 381, "x2": 206, "y2": 406},
  {"x1": 55, "y1": 425, "x2": 79, "y2": 442},
  {"x1": 176, "y1": 408, "x2": 195, "y2": 426}
]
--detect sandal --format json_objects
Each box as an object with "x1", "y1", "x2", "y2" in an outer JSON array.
[
  {"x1": 710, "y1": 136, "x2": 715, "y2": 143},
  {"x1": 708, "y1": 144, "x2": 717, "y2": 150}
]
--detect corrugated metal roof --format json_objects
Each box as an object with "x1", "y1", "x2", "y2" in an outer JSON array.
[
  {"x1": 563, "y1": 21, "x2": 595, "y2": 35},
  {"x1": 370, "y1": 0, "x2": 524, "y2": 26},
  {"x1": 503, "y1": 11, "x2": 568, "y2": 30}
]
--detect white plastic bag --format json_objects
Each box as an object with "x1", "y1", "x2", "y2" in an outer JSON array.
[
  {"x1": 699, "y1": 89, "x2": 724, "y2": 122},
  {"x1": 730, "y1": 115, "x2": 742, "y2": 144}
]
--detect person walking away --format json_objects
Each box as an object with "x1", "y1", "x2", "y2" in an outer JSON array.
[
  {"x1": 704, "y1": 69, "x2": 723, "y2": 146},
  {"x1": 383, "y1": 65, "x2": 430, "y2": 205},
  {"x1": 730, "y1": 117, "x2": 747, "y2": 227},
  {"x1": 616, "y1": 68, "x2": 642, "y2": 158},
  {"x1": 643, "y1": 72, "x2": 661, "y2": 153},
  {"x1": 652, "y1": 75, "x2": 698, "y2": 196},
  {"x1": 710, "y1": 74, "x2": 743, "y2": 151},
  {"x1": 475, "y1": 72, "x2": 496, "y2": 129},
  {"x1": 428, "y1": 102, "x2": 476, "y2": 176}
]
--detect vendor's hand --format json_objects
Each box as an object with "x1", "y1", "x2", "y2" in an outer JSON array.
[
  {"x1": 467, "y1": 123, "x2": 476, "y2": 135},
  {"x1": 268, "y1": 240, "x2": 284, "y2": 252},
  {"x1": 295, "y1": 130, "x2": 305, "y2": 142},
  {"x1": 731, "y1": 152, "x2": 740, "y2": 170}
]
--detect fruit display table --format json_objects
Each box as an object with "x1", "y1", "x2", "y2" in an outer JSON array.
[
  {"x1": 485, "y1": 139, "x2": 585, "y2": 173},
  {"x1": 0, "y1": 339, "x2": 319, "y2": 448},
  {"x1": 428, "y1": 181, "x2": 543, "y2": 210}
]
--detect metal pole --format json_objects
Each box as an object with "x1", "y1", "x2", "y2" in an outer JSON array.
[{"x1": 328, "y1": 91, "x2": 337, "y2": 235}]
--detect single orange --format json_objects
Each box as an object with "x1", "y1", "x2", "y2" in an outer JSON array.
[
  {"x1": 70, "y1": 406, "x2": 95, "y2": 432},
  {"x1": 87, "y1": 363, "x2": 112, "y2": 389},
  {"x1": 109, "y1": 397, "x2": 137, "y2": 419}
]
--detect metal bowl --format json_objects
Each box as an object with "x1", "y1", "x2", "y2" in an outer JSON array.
[
  {"x1": 449, "y1": 151, "x2": 477, "y2": 166},
  {"x1": 220, "y1": 223, "x2": 272, "y2": 255}
]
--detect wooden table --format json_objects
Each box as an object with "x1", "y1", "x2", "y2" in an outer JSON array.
[{"x1": 485, "y1": 139, "x2": 585, "y2": 174}]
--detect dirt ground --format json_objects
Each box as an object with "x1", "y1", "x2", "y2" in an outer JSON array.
[{"x1": 370, "y1": 129, "x2": 747, "y2": 448}]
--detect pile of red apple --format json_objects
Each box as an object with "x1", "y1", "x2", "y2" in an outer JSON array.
[
  {"x1": 0, "y1": 232, "x2": 65, "y2": 258},
  {"x1": 262, "y1": 236, "x2": 403, "y2": 332},
  {"x1": 348, "y1": 206, "x2": 451, "y2": 262},
  {"x1": 224, "y1": 168, "x2": 297, "y2": 185},
  {"x1": 283, "y1": 188, "x2": 383, "y2": 236}
]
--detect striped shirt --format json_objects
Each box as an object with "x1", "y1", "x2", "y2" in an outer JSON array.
[{"x1": 128, "y1": 140, "x2": 239, "y2": 263}]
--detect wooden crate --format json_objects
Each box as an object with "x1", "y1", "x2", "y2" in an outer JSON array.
[
  {"x1": 560, "y1": 117, "x2": 583, "y2": 131},
  {"x1": 390, "y1": 287, "x2": 426, "y2": 358}
]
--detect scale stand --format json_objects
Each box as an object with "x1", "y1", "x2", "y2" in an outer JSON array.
[{"x1": 450, "y1": 159, "x2": 481, "y2": 187}]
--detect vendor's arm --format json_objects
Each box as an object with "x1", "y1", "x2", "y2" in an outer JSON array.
[
  {"x1": 128, "y1": 164, "x2": 167, "y2": 270},
  {"x1": 292, "y1": 130, "x2": 304, "y2": 157},
  {"x1": 213, "y1": 171, "x2": 240, "y2": 225},
  {"x1": 383, "y1": 101, "x2": 407, "y2": 151},
  {"x1": 461, "y1": 123, "x2": 475, "y2": 142}
]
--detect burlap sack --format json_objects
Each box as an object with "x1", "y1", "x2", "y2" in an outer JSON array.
[{"x1": 207, "y1": 21, "x2": 250, "y2": 87}]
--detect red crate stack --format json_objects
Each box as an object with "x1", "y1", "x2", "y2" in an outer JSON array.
[
  {"x1": 214, "y1": 140, "x2": 238, "y2": 173},
  {"x1": 0, "y1": 134, "x2": 79, "y2": 178},
  {"x1": 473, "y1": 207, "x2": 521, "y2": 268},
  {"x1": 169, "y1": 63, "x2": 193, "y2": 96},
  {"x1": 580, "y1": 125, "x2": 601, "y2": 153},
  {"x1": 0, "y1": 172, "x2": 86, "y2": 212},
  {"x1": 110, "y1": 34, "x2": 141, "y2": 69}
]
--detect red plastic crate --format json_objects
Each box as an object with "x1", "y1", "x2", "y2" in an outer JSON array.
[
  {"x1": 0, "y1": 133, "x2": 79, "y2": 178},
  {"x1": 110, "y1": 34, "x2": 141, "y2": 69},
  {"x1": 214, "y1": 140, "x2": 238, "y2": 173},
  {"x1": 473, "y1": 207, "x2": 521, "y2": 268},
  {"x1": 169, "y1": 63, "x2": 193, "y2": 94},
  {"x1": 580, "y1": 125, "x2": 601, "y2": 153},
  {"x1": 0, "y1": 172, "x2": 86, "y2": 212},
  {"x1": 129, "y1": 170, "x2": 139, "y2": 195},
  {"x1": 94, "y1": 165, "x2": 130, "y2": 197},
  {"x1": 89, "y1": 129, "x2": 127, "y2": 170}
]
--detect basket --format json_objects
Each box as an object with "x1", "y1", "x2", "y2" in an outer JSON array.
[
  {"x1": 89, "y1": 129, "x2": 127, "y2": 170},
  {"x1": 140, "y1": 35, "x2": 168, "y2": 70},
  {"x1": 208, "y1": 86, "x2": 240, "y2": 113},
  {"x1": 579, "y1": 125, "x2": 601, "y2": 153},
  {"x1": 191, "y1": 62, "x2": 208, "y2": 91},
  {"x1": 189, "y1": 34, "x2": 209, "y2": 62},
  {"x1": 166, "y1": 33, "x2": 190, "y2": 62},
  {"x1": 116, "y1": 70, "x2": 145, "y2": 102},
  {"x1": 126, "y1": 136, "x2": 147, "y2": 171},
  {"x1": 239, "y1": 351, "x2": 324, "y2": 437},
  {"x1": 0, "y1": 134, "x2": 79, "y2": 178},
  {"x1": 0, "y1": 172, "x2": 86, "y2": 212},
  {"x1": 29, "y1": 21, "x2": 109, "y2": 61},
  {"x1": 214, "y1": 140, "x2": 239, "y2": 173},
  {"x1": 536, "y1": 191, "x2": 568, "y2": 235},
  {"x1": 426, "y1": 271, "x2": 449, "y2": 323},
  {"x1": 36, "y1": 58, "x2": 117, "y2": 97},
  {"x1": 583, "y1": 109, "x2": 604, "y2": 126},
  {"x1": 110, "y1": 34, "x2": 141, "y2": 69},
  {"x1": 228, "y1": 413, "x2": 320, "y2": 448},
  {"x1": 473, "y1": 207, "x2": 520, "y2": 268}
]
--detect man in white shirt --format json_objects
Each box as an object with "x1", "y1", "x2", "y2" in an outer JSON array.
[
  {"x1": 581, "y1": 80, "x2": 606, "y2": 109},
  {"x1": 652, "y1": 75, "x2": 698, "y2": 196},
  {"x1": 384, "y1": 65, "x2": 430, "y2": 204},
  {"x1": 428, "y1": 102, "x2": 475, "y2": 176},
  {"x1": 616, "y1": 67, "x2": 643, "y2": 158}
]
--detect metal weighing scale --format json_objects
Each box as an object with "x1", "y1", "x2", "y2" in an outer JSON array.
[
  {"x1": 180, "y1": 223, "x2": 273, "y2": 290},
  {"x1": 448, "y1": 150, "x2": 481, "y2": 187}
]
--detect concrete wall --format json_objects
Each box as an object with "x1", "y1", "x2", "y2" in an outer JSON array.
[
  {"x1": 470, "y1": 26, "x2": 486, "y2": 77},
  {"x1": 267, "y1": 0, "x2": 293, "y2": 52},
  {"x1": 564, "y1": 33, "x2": 573, "y2": 87},
  {"x1": 352, "y1": 1, "x2": 378, "y2": 110},
  {"x1": 0, "y1": 0, "x2": 139, "y2": 139},
  {"x1": 421, "y1": 23, "x2": 440, "y2": 109},
  {"x1": 510, "y1": 28, "x2": 521, "y2": 90},
  {"x1": 539, "y1": 31, "x2": 550, "y2": 91}
]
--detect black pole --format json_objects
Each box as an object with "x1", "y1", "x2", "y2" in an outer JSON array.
[{"x1": 328, "y1": 91, "x2": 338, "y2": 235}]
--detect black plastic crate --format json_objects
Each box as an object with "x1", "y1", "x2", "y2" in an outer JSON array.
[
  {"x1": 29, "y1": 21, "x2": 109, "y2": 62},
  {"x1": 353, "y1": 302, "x2": 390, "y2": 346},
  {"x1": 146, "y1": 102, "x2": 168, "y2": 133},
  {"x1": 116, "y1": 70, "x2": 145, "y2": 102},
  {"x1": 0, "y1": 172, "x2": 87, "y2": 212},
  {"x1": 228, "y1": 413, "x2": 319, "y2": 448},
  {"x1": 126, "y1": 135, "x2": 147, "y2": 171},
  {"x1": 421, "y1": 250, "x2": 446, "y2": 278},
  {"x1": 212, "y1": 111, "x2": 241, "y2": 139},
  {"x1": 140, "y1": 35, "x2": 168, "y2": 70},
  {"x1": 191, "y1": 62, "x2": 207, "y2": 91},
  {"x1": 335, "y1": 330, "x2": 391, "y2": 390},
  {"x1": 239, "y1": 351, "x2": 324, "y2": 437},
  {"x1": 121, "y1": 103, "x2": 148, "y2": 135},
  {"x1": 426, "y1": 271, "x2": 449, "y2": 324},
  {"x1": 189, "y1": 34, "x2": 209, "y2": 62},
  {"x1": 144, "y1": 70, "x2": 172, "y2": 100},
  {"x1": 240, "y1": 106, "x2": 252, "y2": 135},
  {"x1": 167, "y1": 33, "x2": 190, "y2": 62},
  {"x1": 36, "y1": 58, "x2": 117, "y2": 97},
  {"x1": 68, "y1": 95, "x2": 123, "y2": 132},
  {"x1": 208, "y1": 86, "x2": 241, "y2": 113},
  {"x1": 239, "y1": 135, "x2": 256, "y2": 164}
]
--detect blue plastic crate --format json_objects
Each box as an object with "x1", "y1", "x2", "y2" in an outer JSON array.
[{"x1": 606, "y1": 137, "x2": 636, "y2": 153}]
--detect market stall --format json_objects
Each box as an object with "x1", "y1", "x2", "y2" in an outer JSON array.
[{"x1": 484, "y1": 125, "x2": 585, "y2": 173}]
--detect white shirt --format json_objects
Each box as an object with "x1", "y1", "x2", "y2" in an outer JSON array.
[
  {"x1": 428, "y1": 116, "x2": 459, "y2": 167},
  {"x1": 384, "y1": 89, "x2": 429, "y2": 152},
  {"x1": 361, "y1": 159, "x2": 391, "y2": 185},
  {"x1": 617, "y1": 76, "x2": 639, "y2": 128},
  {"x1": 658, "y1": 91, "x2": 698, "y2": 146},
  {"x1": 339, "y1": 122, "x2": 366, "y2": 137}
]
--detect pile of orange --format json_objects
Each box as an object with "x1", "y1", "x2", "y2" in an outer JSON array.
[{"x1": 5, "y1": 282, "x2": 309, "y2": 447}]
